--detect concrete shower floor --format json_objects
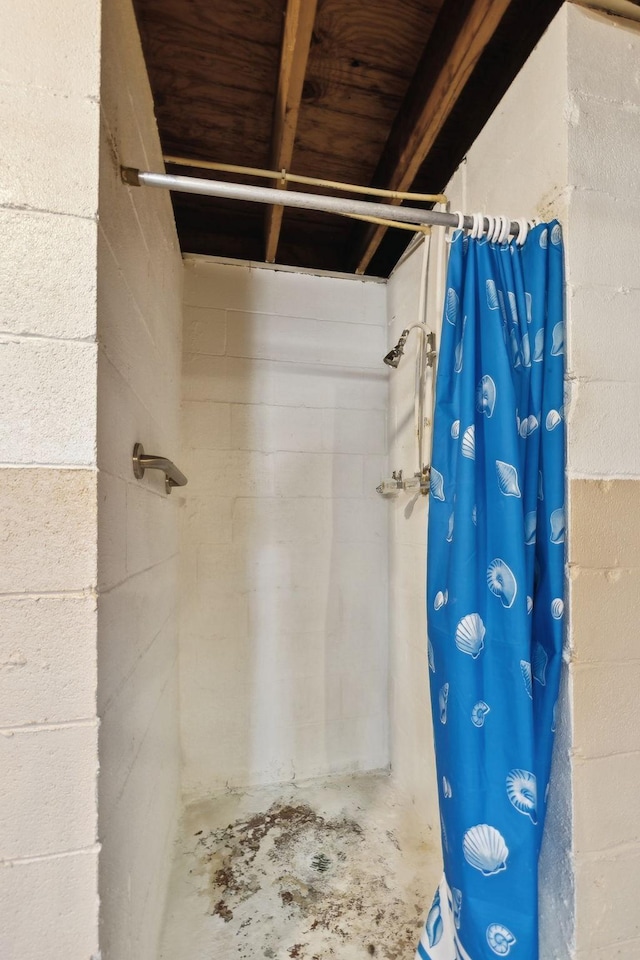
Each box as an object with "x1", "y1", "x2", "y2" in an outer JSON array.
[{"x1": 159, "y1": 772, "x2": 441, "y2": 960}]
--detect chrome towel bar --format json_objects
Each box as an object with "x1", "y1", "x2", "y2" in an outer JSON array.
[{"x1": 132, "y1": 443, "x2": 188, "y2": 495}]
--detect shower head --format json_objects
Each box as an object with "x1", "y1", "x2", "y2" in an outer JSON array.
[
  {"x1": 383, "y1": 328, "x2": 411, "y2": 368},
  {"x1": 383, "y1": 324, "x2": 436, "y2": 370},
  {"x1": 383, "y1": 346, "x2": 403, "y2": 368}
]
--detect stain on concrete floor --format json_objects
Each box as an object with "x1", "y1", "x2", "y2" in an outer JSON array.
[{"x1": 160, "y1": 773, "x2": 441, "y2": 960}]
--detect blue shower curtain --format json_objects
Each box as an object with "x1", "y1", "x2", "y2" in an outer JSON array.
[{"x1": 417, "y1": 223, "x2": 564, "y2": 960}]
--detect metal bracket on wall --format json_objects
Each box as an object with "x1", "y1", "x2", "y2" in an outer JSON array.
[{"x1": 132, "y1": 443, "x2": 188, "y2": 495}]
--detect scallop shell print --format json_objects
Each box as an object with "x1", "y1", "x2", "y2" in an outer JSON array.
[
  {"x1": 506, "y1": 769, "x2": 538, "y2": 824},
  {"x1": 428, "y1": 638, "x2": 435, "y2": 673},
  {"x1": 550, "y1": 507, "x2": 565, "y2": 544},
  {"x1": 454, "y1": 327, "x2": 465, "y2": 373},
  {"x1": 498, "y1": 289, "x2": 507, "y2": 320},
  {"x1": 471, "y1": 701, "x2": 491, "y2": 727},
  {"x1": 519, "y1": 414, "x2": 538, "y2": 438},
  {"x1": 445, "y1": 288, "x2": 459, "y2": 325},
  {"x1": 426, "y1": 888, "x2": 443, "y2": 948},
  {"x1": 487, "y1": 279, "x2": 500, "y2": 311},
  {"x1": 551, "y1": 598, "x2": 564, "y2": 620},
  {"x1": 455, "y1": 613, "x2": 486, "y2": 659},
  {"x1": 524, "y1": 511, "x2": 537, "y2": 545},
  {"x1": 527, "y1": 595, "x2": 534, "y2": 614},
  {"x1": 441, "y1": 813, "x2": 449, "y2": 853},
  {"x1": 533, "y1": 642, "x2": 548, "y2": 686},
  {"x1": 551, "y1": 223, "x2": 563, "y2": 245},
  {"x1": 487, "y1": 558, "x2": 518, "y2": 609},
  {"x1": 461, "y1": 425, "x2": 475, "y2": 460},
  {"x1": 546, "y1": 408, "x2": 562, "y2": 431},
  {"x1": 477, "y1": 375, "x2": 496, "y2": 418},
  {"x1": 520, "y1": 660, "x2": 533, "y2": 699},
  {"x1": 451, "y1": 419, "x2": 460, "y2": 439},
  {"x1": 533, "y1": 327, "x2": 545, "y2": 362},
  {"x1": 521, "y1": 331, "x2": 532, "y2": 367},
  {"x1": 471, "y1": 504, "x2": 477, "y2": 525},
  {"x1": 507, "y1": 291, "x2": 518, "y2": 323},
  {"x1": 462, "y1": 824, "x2": 509, "y2": 876},
  {"x1": 439, "y1": 683, "x2": 449, "y2": 724},
  {"x1": 487, "y1": 923, "x2": 517, "y2": 956},
  {"x1": 430, "y1": 467, "x2": 445, "y2": 501},
  {"x1": 434, "y1": 590, "x2": 448, "y2": 611},
  {"x1": 509, "y1": 329, "x2": 521, "y2": 367},
  {"x1": 446, "y1": 512, "x2": 455, "y2": 543},
  {"x1": 551, "y1": 320, "x2": 565, "y2": 356},
  {"x1": 496, "y1": 460, "x2": 522, "y2": 498},
  {"x1": 540, "y1": 228, "x2": 548, "y2": 249},
  {"x1": 452, "y1": 888, "x2": 462, "y2": 929},
  {"x1": 525, "y1": 291, "x2": 532, "y2": 323},
  {"x1": 442, "y1": 776, "x2": 453, "y2": 798}
]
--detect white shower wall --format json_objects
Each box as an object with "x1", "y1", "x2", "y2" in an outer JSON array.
[
  {"x1": 97, "y1": 1, "x2": 183, "y2": 957},
  {"x1": 179, "y1": 257, "x2": 390, "y2": 795}
]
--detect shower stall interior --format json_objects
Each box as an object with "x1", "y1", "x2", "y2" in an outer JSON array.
[{"x1": 158, "y1": 247, "x2": 443, "y2": 959}]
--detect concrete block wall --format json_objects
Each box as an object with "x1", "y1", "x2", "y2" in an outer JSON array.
[
  {"x1": 0, "y1": 3, "x2": 101, "y2": 959},
  {"x1": 565, "y1": 8, "x2": 640, "y2": 958},
  {"x1": 180, "y1": 257, "x2": 389, "y2": 795},
  {"x1": 96, "y1": 1, "x2": 183, "y2": 959}
]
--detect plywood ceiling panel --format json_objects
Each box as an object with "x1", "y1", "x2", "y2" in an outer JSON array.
[{"x1": 133, "y1": 0, "x2": 564, "y2": 276}]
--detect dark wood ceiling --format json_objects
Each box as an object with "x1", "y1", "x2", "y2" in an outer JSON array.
[{"x1": 133, "y1": 0, "x2": 563, "y2": 277}]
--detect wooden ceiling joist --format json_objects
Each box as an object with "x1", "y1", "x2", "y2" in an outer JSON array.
[
  {"x1": 351, "y1": 0, "x2": 513, "y2": 275},
  {"x1": 264, "y1": 0, "x2": 319, "y2": 263}
]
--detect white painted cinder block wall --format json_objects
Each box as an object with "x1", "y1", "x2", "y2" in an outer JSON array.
[
  {"x1": 565, "y1": 8, "x2": 640, "y2": 959},
  {"x1": 97, "y1": 1, "x2": 183, "y2": 959},
  {"x1": 0, "y1": 3, "x2": 102, "y2": 958},
  {"x1": 179, "y1": 258, "x2": 389, "y2": 795}
]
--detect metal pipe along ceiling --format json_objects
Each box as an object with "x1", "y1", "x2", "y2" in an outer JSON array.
[{"x1": 121, "y1": 168, "x2": 525, "y2": 238}]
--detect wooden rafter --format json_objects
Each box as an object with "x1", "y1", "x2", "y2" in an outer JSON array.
[
  {"x1": 351, "y1": 0, "x2": 513, "y2": 274},
  {"x1": 265, "y1": 0, "x2": 318, "y2": 263}
]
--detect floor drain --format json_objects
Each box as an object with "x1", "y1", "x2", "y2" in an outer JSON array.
[{"x1": 311, "y1": 853, "x2": 331, "y2": 873}]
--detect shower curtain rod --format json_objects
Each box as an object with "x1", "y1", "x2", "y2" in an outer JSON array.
[{"x1": 121, "y1": 167, "x2": 524, "y2": 238}]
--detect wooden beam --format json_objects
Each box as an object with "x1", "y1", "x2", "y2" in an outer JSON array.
[
  {"x1": 264, "y1": 0, "x2": 318, "y2": 263},
  {"x1": 352, "y1": 0, "x2": 513, "y2": 274}
]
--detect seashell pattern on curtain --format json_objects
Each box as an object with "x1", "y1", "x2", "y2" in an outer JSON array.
[{"x1": 416, "y1": 223, "x2": 565, "y2": 960}]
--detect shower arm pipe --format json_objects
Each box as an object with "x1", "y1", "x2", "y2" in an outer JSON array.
[
  {"x1": 162, "y1": 155, "x2": 447, "y2": 204},
  {"x1": 121, "y1": 168, "x2": 525, "y2": 237}
]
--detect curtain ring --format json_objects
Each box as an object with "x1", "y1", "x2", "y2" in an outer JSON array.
[
  {"x1": 490, "y1": 216, "x2": 502, "y2": 244},
  {"x1": 478, "y1": 213, "x2": 487, "y2": 240},
  {"x1": 471, "y1": 212, "x2": 483, "y2": 239},
  {"x1": 498, "y1": 215, "x2": 511, "y2": 245},
  {"x1": 516, "y1": 217, "x2": 529, "y2": 247},
  {"x1": 445, "y1": 209, "x2": 465, "y2": 243},
  {"x1": 485, "y1": 215, "x2": 495, "y2": 243}
]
